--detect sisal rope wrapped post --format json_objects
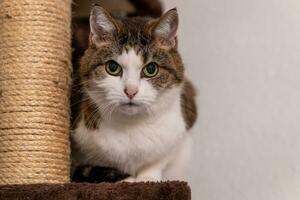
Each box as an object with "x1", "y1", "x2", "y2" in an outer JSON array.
[{"x1": 0, "y1": 0, "x2": 72, "y2": 184}]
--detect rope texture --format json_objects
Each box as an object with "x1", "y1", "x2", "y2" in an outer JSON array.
[{"x1": 0, "y1": 0, "x2": 72, "y2": 184}]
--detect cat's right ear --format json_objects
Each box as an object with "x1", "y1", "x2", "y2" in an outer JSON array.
[{"x1": 90, "y1": 6, "x2": 119, "y2": 47}]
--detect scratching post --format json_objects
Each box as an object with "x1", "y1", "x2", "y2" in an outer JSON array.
[{"x1": 0, "y1": 0, "x2": 72, "y2": 184}]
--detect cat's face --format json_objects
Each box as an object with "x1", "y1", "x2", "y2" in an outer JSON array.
[{"x1": 80, "y1": 6, "x2": 184, "y2": 117}]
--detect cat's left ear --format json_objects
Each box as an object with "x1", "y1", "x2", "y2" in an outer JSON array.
[
  {"x1": 152, "y1": 8, "x2": 179, "y2": 48},
  {"x1": 90, "y1": 5, "x2": 119, "y2": 47}
]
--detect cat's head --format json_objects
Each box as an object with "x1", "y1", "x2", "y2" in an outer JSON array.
[{"x1": 80, "y1": 6, "x2": 184, "y2": 117}]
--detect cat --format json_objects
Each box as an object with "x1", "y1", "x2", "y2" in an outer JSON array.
[{"x1": 71, "y1": 5, "x2": 197, "y2": 182}]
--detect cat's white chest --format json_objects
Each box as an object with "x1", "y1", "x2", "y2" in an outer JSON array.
[{"x1": 72, "y1": 98, "x2": 186, "y2": 174}]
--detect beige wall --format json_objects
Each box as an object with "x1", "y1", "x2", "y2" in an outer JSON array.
[{"x1": 163, "y1": 0, "x2": 300, "y2": 199}]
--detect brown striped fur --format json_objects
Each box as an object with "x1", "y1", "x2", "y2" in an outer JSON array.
[{"x1": 181, "y1": 80, "x2": 197, "y2": 129}]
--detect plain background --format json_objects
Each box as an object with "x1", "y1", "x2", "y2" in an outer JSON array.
[{"x1": 163, "y1": 0, "x2": 300, "y2": 199}]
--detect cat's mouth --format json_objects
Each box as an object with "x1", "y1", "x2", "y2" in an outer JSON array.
[
  {"x1": 117, "y1": 101, "x2": 142, "y2": 116},
  {"x1": 121, "y1": 102, "x2": 139, "y2": 107}
]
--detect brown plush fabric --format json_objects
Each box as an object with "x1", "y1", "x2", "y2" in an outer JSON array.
[{"x1": 0, "y1": 181, "x2": 191, "y2": 200}]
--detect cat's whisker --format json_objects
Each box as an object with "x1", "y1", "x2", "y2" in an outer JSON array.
[
  {"x1": 100, "y1": 103, "x2": 115, "y2": 121},
  {"x1": 103, "y1": 106, "x2": 113, "y2": 121},
  {"x1": 82, "y1": 103, "x2": 99, "y2": 129},
  {"x1": 71, "y1": 97, "x2": 92, "y2": 106},
  {"x1": 144, "y1": 105, "x2": 155, "y2": 117},
  {"x1": 71, "y1": 80, "x2": 92, "y2": 88},
  {"x1": 71, "y1": 100, "x2": 96, "y2": 129}
]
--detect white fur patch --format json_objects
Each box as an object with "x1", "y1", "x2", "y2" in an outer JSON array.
[
  {"x1": 116, "y1": 48, "x2": 143, "y2": 71},
  {"x1": 116, "y1": 48, "x2": 143, "y2": 87}
]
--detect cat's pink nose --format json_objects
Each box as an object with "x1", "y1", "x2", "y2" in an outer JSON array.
[{"x1": 124, "y1": 86, "x2": 138, "y2": 99}]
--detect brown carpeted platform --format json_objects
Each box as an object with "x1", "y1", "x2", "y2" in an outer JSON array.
[{"x1": 0, "y1": 181, "x2": 191, "y2": 200}]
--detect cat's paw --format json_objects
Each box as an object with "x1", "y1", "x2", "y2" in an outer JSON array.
[
  {"x1": 72, "y1": 165, "x2": 129, "y2": 183},
  {"x1": 120, "y1": 176, "x2": 160, "y2": 183},
  {"x1": 136, "y1": 176, "x2": 161, "y2": 182},
  {"x1": 119, "y1": 176, "x2": 137, "y2": 183}
]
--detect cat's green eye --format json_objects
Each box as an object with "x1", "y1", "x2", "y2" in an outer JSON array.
[
  {"x1": 105, "y1": 60, "x2": 122, "y2": 76},
  {"x1": 143, "y1": 63, "x2": 159, "y2": 78}
]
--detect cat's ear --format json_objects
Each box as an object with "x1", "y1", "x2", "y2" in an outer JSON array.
[
  {"x1": 90, "y1": 5, "x2": 119, "y2": 46},
  {"x1": 152, "y1": 8, "x2": 179, "y2": 48}
]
